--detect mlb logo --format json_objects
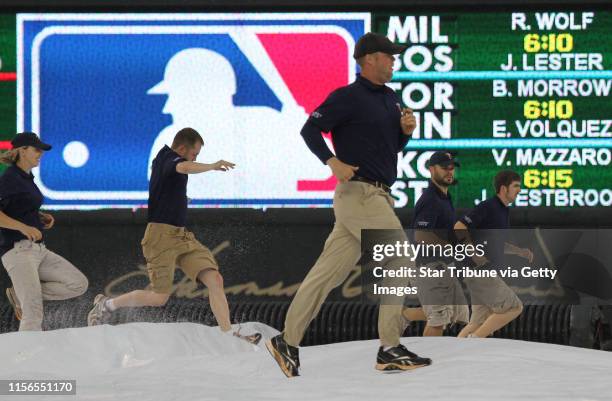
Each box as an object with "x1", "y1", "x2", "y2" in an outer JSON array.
[{"x1": 18, "y1": 13, "x2": 369, "y2": 207}]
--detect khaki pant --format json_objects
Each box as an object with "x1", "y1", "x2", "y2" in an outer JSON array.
[
  {"x1": 1, "y1": 240, "x2": 88, "y2": 331},
  {"x1": 284, "y1": 181, "x2": 410, "y2": 347},
  {"x1": 141, "y1": 223, "x2": 218, "y2": 294}
]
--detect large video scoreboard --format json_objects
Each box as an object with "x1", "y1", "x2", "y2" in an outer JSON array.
[
  {"x1": 0, "y1": 11, "x2": 610, "y2": 209},
  {"x1": 376, "y1": 11, "x2": 611, "y2": 208}
]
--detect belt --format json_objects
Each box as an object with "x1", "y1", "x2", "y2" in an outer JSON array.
[{"x1": 349, "y1": 176, "x2": 391, "y2": 193}]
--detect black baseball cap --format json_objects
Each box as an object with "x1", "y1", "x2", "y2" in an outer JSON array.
[
  {"x1": 353, "y1": 32, "x2": 408, "y2": 59},
  {"x1": 11, "y1": 132, "x2": 52, "y2": 151},
  {"x1": 426, "y1": 151, "x2": 460, "y2": 168}
]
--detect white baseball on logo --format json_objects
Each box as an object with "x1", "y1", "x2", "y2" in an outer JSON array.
[{"x1": 63, "y1": 141, "x2": 90, "y2": 168}]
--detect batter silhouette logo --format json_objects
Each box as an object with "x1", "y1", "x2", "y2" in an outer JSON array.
[{"x1": 18, "y1": 13, "x2": 369, "y2": 207}]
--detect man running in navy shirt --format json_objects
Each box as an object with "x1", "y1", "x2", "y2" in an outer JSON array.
[
  {"x1": 267, "y1": 32, "x2": 432, "y2": 377},
  {"x1": 455, "y1": 170, "x2": 532, "y2": 338},
  {"x1": 403, "y1": 151, "x2": 468, "y2": 336},
  {"x1": 88, "y1": 128, "x2": 260, "y2": 344}
]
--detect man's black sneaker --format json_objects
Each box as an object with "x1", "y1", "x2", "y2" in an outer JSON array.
[
  {"x1": 375, "y1": 344, "x2": 432, "y2": 371},
  {"x1": 266, "y1": 334, "x2": 300, "y2": 378}
]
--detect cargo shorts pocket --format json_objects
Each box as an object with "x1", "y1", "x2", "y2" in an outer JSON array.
[
  {"x1": 141, "y1": 230, "x2": 164, "y2": 261},
  {"x1": 146, "y1": 262, "x2": 174, "y2": 293}
]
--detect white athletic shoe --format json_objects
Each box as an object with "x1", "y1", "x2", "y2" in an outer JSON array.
[{"x1": 87, "y1": 294, "x2": 111, "y2": 326}]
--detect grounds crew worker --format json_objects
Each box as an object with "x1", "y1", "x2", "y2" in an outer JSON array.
[{"x1": 266, "y1": 32, "x2": 432, "y2": 377}]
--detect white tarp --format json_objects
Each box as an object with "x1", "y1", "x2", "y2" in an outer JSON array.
[{"x1": 1, "y1": 322, "x2": 611, "y2": 401}]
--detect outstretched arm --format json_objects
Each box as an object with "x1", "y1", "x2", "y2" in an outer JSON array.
[
  {"x1": 176, "y1": 160, "x2": 235, "y2": 175},
  {"x1": 504, "y1": 242, "x2": 534, "y2": 263}
]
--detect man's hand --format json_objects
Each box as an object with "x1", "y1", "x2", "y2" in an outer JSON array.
[
  {"x1": 400, "y1": 108, "x2": 417, "y2": 136},
  {"x1": 327, "y1": 157, "x2": 359, "y2": 183},
  {"x1": 19, "y1": 224, "x2": 42, "y2": 241},
  {"x1": 39, "y1": 212, "x2": 55, "y2": 230},
  {"x1": 212, "y1": 160, "x2": 236, "y2": 172},
  {"x1": 519, "y1": 248, "x2": 534, "y2": 263}
]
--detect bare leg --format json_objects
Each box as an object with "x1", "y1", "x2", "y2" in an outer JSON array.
[
  {"x1": 458, "y1": 323, "x2": 480, "y2": 338},
  {"x1": 423, "y1": 324, "x2": 444, "y2": 337},
  {"x1": 198, "y1": 269, "x2": 232, "y2": 332},
  {"x1": 472, "y1": 307, "x2": 523, "y2": 338},
  {"x1": 111, "y1": 290, "x2": 171, "y2": 308},
  {"x1": 402, "y1": 307, "x2": 427, "y2": 322}
]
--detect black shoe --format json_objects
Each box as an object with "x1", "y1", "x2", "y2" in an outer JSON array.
[
  {"x1": 375, "y1": 344, "x2": 432, "y2": 371},
  {"x1": 266, "y1": 334, "x2": 300, "y2": 378}
]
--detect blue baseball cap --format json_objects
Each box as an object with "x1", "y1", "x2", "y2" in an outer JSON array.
[{"x1": 426, "y1": 151, "x2": 460, "y2": 168}]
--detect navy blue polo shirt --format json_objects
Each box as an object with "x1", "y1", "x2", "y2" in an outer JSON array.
[
  {"x1": 460, "y1": 196, "x2": 509, "y2": 230},
  {"x1": 148, "y1": 146, "x2": 188, "y2": 227},
  {"x1": 412, "y1": 181, "x2": 455, "y2": 263},
  {"x1": 412, "y1": 180, "x2": 456, "y2": 232},
  {"x1": 459, "y1": 196, "x2": 510, "y2": 264},
  {"x1": 0, "y1": 165, "x2": 45, "y2": 255},
  {"x1": 301, "y1": 74, "x2": 409, "y2": 187}
]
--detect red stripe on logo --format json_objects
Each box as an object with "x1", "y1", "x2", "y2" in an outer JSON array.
[{"x1": 0, "y1": 72, "x2": 17, "y2": 81}]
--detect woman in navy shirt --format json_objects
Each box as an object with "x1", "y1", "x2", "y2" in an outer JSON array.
[{"x1": 0, "y1": 132, "x2": 88, "y2": 331}]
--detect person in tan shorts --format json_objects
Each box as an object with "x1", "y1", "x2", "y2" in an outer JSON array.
[
  {"x1": 454, "y1": 170, "x2": 532, "y2": 338},
  {"x1": 402, "y1": 152, "x2": 469, "y2": 336},
  {"x1": 87, "y1": 128, "x2": 260, "y2": 344}
]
